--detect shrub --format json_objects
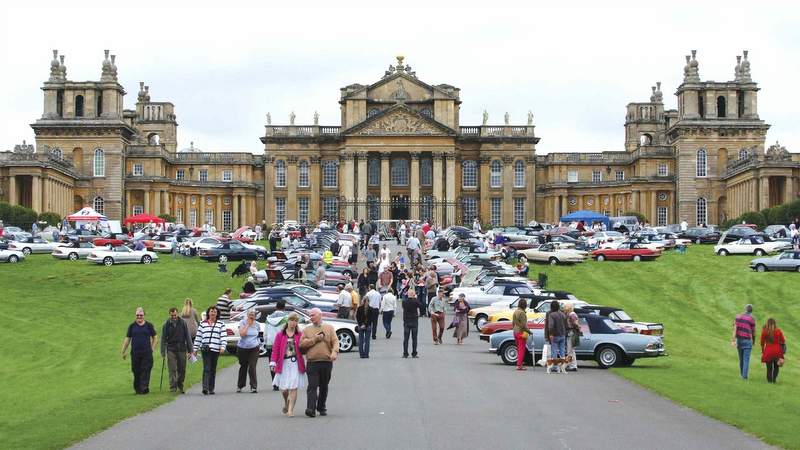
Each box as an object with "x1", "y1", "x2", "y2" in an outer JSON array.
[
  {"x1": 37, "y1": 212, "x2": 62, "y2": 227},
  {"x1": 737, "y1": 211, "x2": 767, "y2": 229},
  {"x1": 0, "y1": 202, "x2": 39, "y2": 230},
  {"x1": 158, "y1": 213, "x2": 176, "y2": 223}
]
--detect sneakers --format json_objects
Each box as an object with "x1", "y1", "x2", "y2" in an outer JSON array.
[
  {"x1": 386, "y1": 332, "x2": 392, "y2": 339},
  {"x1": 412, "y1": 354, "x2": 419, "y2": 358},
  {"x1": 251, "y1": 388, "x2": 258, "y2": 393},
  {"x1": 236, "y1": 388, "x2": 242, "y2": 393},
  {"x1": 202, "y1": 389, "x2": 208, "y2": 395},
  {"x1": 273, "y1": 385, "x2": 279, "y2": 391},
  {"x1": 318, "y1": 410, "x2": 327, "y2": 416}
]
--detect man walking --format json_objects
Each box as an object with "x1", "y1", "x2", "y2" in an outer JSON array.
[
  {"x1": 121, "y1": 307, "x2": 158, "y2": 394},
  {"x1": 424, "y1": 267, "x2": 439, "y2": 317},
  {"x1": 336, "y1": 284, "x2": 352, "y2": 319},
  {"x1": 365, "y1": 284, "x2": 382, "y2": 340},
  {"x1": 160, "y1": 307, "x2": 192, "y2": 393},
  {"x1": 731, "y1": 304, "x2": 757, "y2": 380},
  {"x1": 406, "y1": 233, "x2": 421, "y2": 265},
  {"x1": 428, "y1": 289, "x2": 446, "y2": 344},
  {"x1": 300, "y1": 308, "x2": 338, "y2": 418},
  {"x1": 402, "y1": 290, "x2": 420, "y2": 358},
  {"x1": 380, "y1": 288, "x2": 396, "y2": 338}
]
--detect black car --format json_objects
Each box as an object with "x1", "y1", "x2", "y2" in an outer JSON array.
[
  {"x1": 198, "y1": 241, "x2": 265, "y2": 262},
  {"x1": 678, "y1": 227, "x2": 721, "y2": 244},
  {"x1": 255, "y1": 287, "x2": 337, "y2": 312},
  {"x1": 721, "y1": 226, "x2": 761, "y2": 242}
]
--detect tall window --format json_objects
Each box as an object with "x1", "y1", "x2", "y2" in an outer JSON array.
[
  {"x1": 298, "y1": 160, "x2": 309, "y2": 187},
  {"x1": 698, "y1": 92, "x2": 705, "y2": 118},
  {"x1": 490, "y1": 160, "x2": 502, "y2": 188},
  {"x1": 592, "y1": 170, "x2": 602, "y2": 183},
  {"x1": 420, "y1": 158, "x2": 432, "y2": 186},
  {"x1": 93, "y1": 149, "x2": 105, "y2": 177},
  {"x1": 696, "y1": 148, "x2": 707, "y2": 177},
  {"x1": 615, "y1": 170, "x2": 625, "y2": 181},
  {"x1": 189, "y1": 209, "x2": 197, "y2": 227},
  {"x1": 462, "y1": 160, "x2": 477, "y2": 188},
  {"x1": 658, "y1": 164, "x2": 668, "y2": 177},
  {"x1": 298, "y1": 197, "x2": 309, "y2": 224},
  {"x1": 275, "y1": 160, "x2": 286, "y2": 187},
  {"x1": 132, "y1": 205, "x2": 143, "y2": 215},
  {"x1": 657, "y1": 207, "x2": 668, "y2": 226},
  {"x1": 96, "y1": 91, "x2": 103, "y2": 116},
  {"x1": 391, "y1": 158, "x2": 409, "y2": 186},
  {"x1": 420, "y1": 196, "x2": 433, "y2": 222},
  {"x1": 737, "y1": 91, "x2": 745, "y2": 117},
  {"x1": 75, "y1": 95, "x2": 84, "y2": 117},
  {"x1": 567, "y1": 171, "x2": 578, "y2": 183},
  {"x1": 322, "y1": 197, "x2": 338, "y2": 220},
  {"x1": 176, "y1": 209, "x2": 183, "y2": 224},
  {"x1": 222, "y1": 170, "x2": 233, "y2": 182},
  {"x1": 133, "y1": 163, "x2": 143, "y2": 176},
  {"x1": 323, "y1": 161, "x2": 338, "y2": 188},
  {"x1": 514, "y1": 198, "x2": 525, "y2": 227},
  {"x1": 93, "y1": 196, "x2": 105, "y2": 215},
  {"x1": 222, "y1": 210, "x2": 232, "y2": 230},
  {"x1": 717, "y1": 96, "x2": 726, "y2": 118},
  {"x1": 367, "y1": 195, "x2": 380, "y2": 221},
  {"x1": 514, "y1": 160, "x2": 525, "y2": 188},
  {"x1": 490, "y1": 198, "x2": 502, "y2": 226},
  {"x1": 199, "y1": 169, "x2": 208, "y2": 182},
  {"x1": 176, "y1": 169, "x2": 185, "y2": 181},
  {"x1": 276, "y1": 198, "x2": 286, "y2": 224},
  {"x1": 461, "y1": 197, "x2": 478, "y2": 225},
  {"x1": 368, "y1": 157, "x2": 380, "y2": 186},
  {"x1": 696, "y1": 198, "x2": 707, "y2": 225},
  {"x1": 738, "y1": 148, "x2": 749, "y2": 160},
  {"x1": 204, "y1": 210, "x2": 214, "y2": 226}
]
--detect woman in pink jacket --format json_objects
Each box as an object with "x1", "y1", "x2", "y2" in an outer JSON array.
[{"x1": 269, "y1": 313, "x2": 306, "y2": 416}]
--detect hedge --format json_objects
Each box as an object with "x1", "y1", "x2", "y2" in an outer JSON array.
[
  {"x1": 37, "y1": 212, "x2": 62, "y2": 227},
  {"x1": 722, "y1": 199, "x2": 800, "y2": 230},
  {"x1": 0, "y1": 202, "x2": 38, "y2": 230}
]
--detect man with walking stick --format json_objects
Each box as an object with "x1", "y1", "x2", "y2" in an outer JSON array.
[{"x1": 160, "y1": 307, "x2": 192, "y2": 393}]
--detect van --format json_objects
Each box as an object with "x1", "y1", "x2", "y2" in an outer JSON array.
[{"x1": 609, "y1": 216, "x2": 639, "y2": 231}]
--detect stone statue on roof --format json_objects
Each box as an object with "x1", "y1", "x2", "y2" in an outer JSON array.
[
  {"x1": 504, "y1": 112, "x2": 510, "y2": 125},
  {"x1": 527, "y1": 110, "x2": 534, "y2": 125},
  {"x1": 289, "y1": 111, "x2": 296, "y2": 125},
  {"x1": 482, "y1": 110, "x2": 488, "y2": 125}
]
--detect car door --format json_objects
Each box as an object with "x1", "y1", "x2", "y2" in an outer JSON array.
[{"x1": 575, "y1": 318, "x2": 592, "y2": 356}]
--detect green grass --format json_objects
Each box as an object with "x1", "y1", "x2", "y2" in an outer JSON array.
[
  {"x1": 0, "y1": 250, "x2": 243, "y2": 450},
  {"x1": 532, "y1": 246, "x2": 799, "y2": 449}
]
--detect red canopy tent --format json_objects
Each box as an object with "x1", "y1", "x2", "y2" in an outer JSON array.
[{"x1": 123, "y1": 214, "x2": 165, "y2": 225}]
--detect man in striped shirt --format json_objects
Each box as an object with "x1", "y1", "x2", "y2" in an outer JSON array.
[
  {"x1": 731, "y1": 304, "x2": 756, "y2": 380},
  {"x1": 216, "y1": 288, "x2": 233, "y2": 321}
]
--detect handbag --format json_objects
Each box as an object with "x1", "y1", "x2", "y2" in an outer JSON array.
[
  {"x1": 777, "y1": 357, "x2": 785, "y2": 367},
  {"x1": 571, "y1": 332, "x2": 580, "y2": 348}
]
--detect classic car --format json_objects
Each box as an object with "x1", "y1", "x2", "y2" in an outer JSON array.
[
  {"x1": 232, "y1": 292, "x2": 338, "y2": 315},
  {"x1": 87, "y1": 246, "x2": 159, "y2": 265},
  {"x1": 486, "y1": 298, "x2": 589, "y2": 325},
  {"x1": 198, "y1": 241, "x2": 266, "y2": 262},
  {"x1": 255, "y1": 285, "x2": 339, "y2": 308},
  {"x1": 518, "y1": 243, "x2": 588, "y2": 265},
  {"x1": 65, "y1": 229, "x2": 99, "y2": 243},
  {"x1": 585, "y1": 231, "x2": 625, "y2": 246},
  {"x1": 469, "y1": 291, "x2": 578, "y2": 330},
  {"x1": 678, "y1": 227, "x2": 721, "y2": 244},
  {"x1": 93, "y1": 233, "x2": 130, "y2": 248},
  {"x1": 151, "y1": 235, "x2": 193, "y2": 253},
  {"x1": 0, "y1": 249, "x2": 25, "y2": 263},
  {"x1": 720, "y1": 225, "x2": 762, "y2": 243},
  {"x1": 490, "y1": 314, "x2": 666, "y2": 368},
  {"x1": 657, "y1": 232, "x2": 691, "y2": 246},
  {"x1": 8, "y1": 237, "x2": 63, "y2": 255},
  {"x1": 450, "y1": 279, "x2": 538, "y2": 308},
  {"x1": 714, "y1": 235, "x2": 790, "y2": 256},
  {"x1": 599, "y1": 237, "x2": 665, "y2": 252},
  {"x1": 591, "y1": 242, "x2": 661, "y2": 261},
  {"x1": 750, "y1": 251, "x2": 800, "y2": 272},
  {"x1": 51, "y1": 242, "x2": 97, "y2": 260},
  {"x1": 505, "y1": 237, "x2": 545, "y2": 251}
]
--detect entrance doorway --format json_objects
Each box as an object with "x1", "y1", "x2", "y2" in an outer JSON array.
[{"x1": 391, "y1": 195, "x2": 409, "y2": 219}]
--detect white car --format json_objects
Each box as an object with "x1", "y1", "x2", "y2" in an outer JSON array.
[
  {"x1": 714, "y1": 236, "x2": 790, "y2": 256},
  {"x1": 191, "y1": 237, "x2": 223, "y2": 251},
  {"x1": 8, "y1": 237, "x2": 64, "y2": 255},
  {"x1": 0, "y1": 249, "x2": 25, "y2": 263},
  {"x1": 518, "y1": 243, "x2": 588, "y2": 265},
  {"x1": 586, "y1": 231, "x2": 625, "y2": 246},
  {"x1": 87, "y1": 246, "x2": 159, "y2": 266},
  {"x1": 51, "y1": 242, "x2": 97, "y2": 260}
]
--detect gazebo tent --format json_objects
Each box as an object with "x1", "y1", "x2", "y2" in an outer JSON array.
[
  {"x1": 123, "y1": 214, "x2": 165, "y2": 225},
  {"x1": 67, "y1": 206, "x2": 108, "y2": 222},
  {"x1": 559, "y1": 210, "x2": 610, "y2": 229}
]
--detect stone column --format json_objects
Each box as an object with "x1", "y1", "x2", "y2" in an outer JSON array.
[
  {"x1": 409, "y1": 151, "x2": 420, "y2": 220},
  {"x1": 750, "y1": 179, "x2": 757, "y2": 211},
  {"x1": 143, "y1": 189, "x2": 150, "y2": 214},
  {"x1": 380, "y1": 152, "x2": 390, "y2": 219},
  {"x1": 341, "y1": 152, "x2": 355, "y2": 220},
  {"x1": 233, "y1": 194, "x2": 240, "y2": 229},
  {"x1": 125, "y1": 190, "x2": 131, "y2": 216},
  {"x1": 216, "y1": 194, "x2": 223, "y2": 229},
  {"x1": 785, "y1": 176, "x2": 795, "y2": 204},
  {"x1": 287, "y1": 156, "x2": 298, "y2": 221},
  {"x1": 445, "y1": 152, "x2": 456, "y2": 226},
  {"x1": 162, "y1": 191, "x2": 169, "y2": 216},
  {"x1": 154, "y1": 190, "x2": 161, "y2": 216},
  {"x1": 759, "y1": 176, "x2": 770, "y2": 209},
  {"x1": 526, "y1": 157, "x2": 536, "y2": 224},
  {"x1": 354, "y1": 152, "x2": 367, "y2": 221},
  {"x1": 432, "y1": 152, "x2": 444, "y2": 224},
  {"x1": 199, "y1": 193, "x2": 206, "y2": 228},
  {"x1": 631, "y1": 190, "x2": 639, "y2": 215},
  {"x1": 650, "y1": 191, "x2": 658, "y2": 225},
  {"x1": 310, "y1": 157, "x2": 321, "y2": 223},
  {"x1": 264, "y1": 157, "x2": 274, "y2": 226},
  {"x1": 31, "y1": 175, "x2": 41, "y2": 213},
  {"x1": 241, "y1": 194, "x2": 248, "y2": 226},
  {"x1": 560, "y1": 195, "x2": 567, "y2": 220},
  {"x1": 8, "y1": 175, "x2": 17, "y2": 206},
  {"x1": 501, "y1": 155, "x2": 513, "y2": 226}
]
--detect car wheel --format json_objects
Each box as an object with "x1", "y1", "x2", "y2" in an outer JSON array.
[
  {"x1": 103, "y1": 257, "x2": 114, "y2": 266},
  {"x1": 595, "y1": 345, "x2": 621, "y2": 369},
  {"x1": 218, "y1": 254, "x2": 228, "y2": 263},
  {"x1": 256, "y1": 252, "x2": 265, "y2": 261},
  {"x1": 754, "y1": 249, "x2": 765, "y2": 256},
  {"x1": 633, "y1": 255, "x2": 642, "y2": 262},
  {"x1": 549, "y1": 257, "x2": 559, "y2": 265},
  {"x1": 717, "y1": 249, "x2": 728, "y2": 256},
  {"x1": 695, "y1": 238, "x2": 701, "y2": 244},
  {"x1": 474, "y1": 314, "x2": 488, "y2": 331},
  {"x1": 8, "y1": 255, "x2": 19, "y2": 263},
  {"x1": 596, "y1": 254, "x2": 606, "y2": 262},
  {"x1": 500, "y1": 342, "x2": 518, "y2": 366},
  {"x1": 68, "y1": 252, "x2": 79, "y2": 261},
  {"x1": 755, "y1": 264, "x2": 767, "y2": 273},
  {"x1": 22, "y1": 247, "x2": 32, "y2": 256},
  {"x1": 141, "y1": 255, "x2": 152, "y2": 264},
  {"x1": 336, "y1": 330, "x2": 355, "y2": 353}
]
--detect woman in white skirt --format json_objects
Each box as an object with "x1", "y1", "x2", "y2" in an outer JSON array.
[{"x1": 269, "y1": 313, "x2": 307, "y2": 416}]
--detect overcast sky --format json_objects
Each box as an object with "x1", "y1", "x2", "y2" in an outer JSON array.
[{"x1": 2, "y1": 2, "x2": 798, "y2": 154}]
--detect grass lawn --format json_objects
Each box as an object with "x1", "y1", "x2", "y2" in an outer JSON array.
[
  {"x1": 532, "y1": 245, "x2": 799, "y2": 449},
  {"x1": 0, "y1": 251, "x2": 246, "y2": 450}
]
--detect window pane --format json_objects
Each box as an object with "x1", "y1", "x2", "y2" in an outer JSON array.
[
  {"x1": 275, "y1": 160, "x2": 286, "y2": 187},
  {"x1": 696, "y1": 149, "x2": 707, "y2": 177},
  {"x1": 368, "y1": 157, "x2": 380, "y2": 186},
  {"x1": 490, "y1": 160, "x2": 502, "y2": 188},
  {"x1": 462, "y1": 160, "x2": 477, "y2": 188},
  {"x1": 514, "y1": 160, "x2": 525, "y2": 188},
  {"x1": 93, "y1": 149, "x2": 105, "y2": 177},
  {"x1": 298, "y1": 197, "x2": 309, "y2": 224},
  {"x1": 298, "y1": 161, "x2": 309, "y2": 187},
  {"x1": 391, "y1": 158, "x2": 409, "y2": 186},
  {"x1": 276, "y1": 198, "x2": 286, "y2": 224},
  {"x1": 461, "y1": 197, "x2": 477, "y2": 225},
  {"x1": 490, "y1": 198, "x2": 501, "y2": 226},
  {"x1": 323, "y1": 161, "x2": 338, "y2": 188},
  {"x1": 420, "y1": 158, "x2": 432, "y2": 186},
  {"x1": 514, "y1": 198, "x2": 525, "y2": 227}
]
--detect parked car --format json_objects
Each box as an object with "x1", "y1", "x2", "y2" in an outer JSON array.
[
  {"x1": 714, "y1": 235, "x2": 790, "y2": 256},
  {"x1": 450, "y1": 280, "x2": 537, "y2": 308},
  {"x1": 65, "y1": 229, "x2": 100, "y2": 243},
  {"x1": 0, "y1": 249, "x2": 25, "y2": 263},
  {"x1": 750, "y1": 251, "x2": 800, "y2": 272},
  {"x1": 591, "y1": 242, "x2": 661, "y2": 261},
  {"x1": 600, "y1": 237, "x2": 665, "y2": 252},
  {"x1": 469, "y1": 291, "x2": 578, "y2": 331},
  {"x1": 87, "y1": 246, "x2": 159, "y2": 266},
  {"x1": 93, "y1": 233, "x2": 130, "y2": 248},
  {"x1": 8, "y1": 236, "x2": 63, "y2": 255},
  {"x1": 721, "y1": 225, "x2": 762, "y2": 243},
  {"x1": 678, "y1": 227, "x2": 721, "y2": 244},
  {"x1": 763, "y1": 225, "x2": 790, "y2": 239},
  {"x1": 198, "y1": 241, "x2": 266, "y2": 263},
  {"x1": 518, "y1": 243, "x2": 588, "y2": 265},
  {"x1": 490, "y1": 314, "x2": 666, "y2": 368},
  {"x1": 574, "y1": 306, "x2": 664, "y2": 336},
  {"x1": 486, "y1": 299, "x2": 589, "y2": 325},
  {"x1": 586, "y1": 231, "x2": 625, "y2": 246},
  {"x1": 51, "y1": 242, "x2": 97, "y2": 260}
]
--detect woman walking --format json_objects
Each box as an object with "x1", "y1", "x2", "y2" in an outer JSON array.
[
  {"x1": 760, "y1": 318, "x2": 786, "y2": 383},
  {"x1": 452, "y1": 294, "x2": 471, "y2": 344},
  {"x1": 236, "y1": 308, "x2": 260, "y2": 393},
  {"x1": 270, "y1": 313, "x2": 306, "y2": 416},
  {"x1": 356, "y1": 293, "x2": 371, "y2": 358},
  {"x1": 193, "y1": 306, "x2": 226, "y2": 395},
  {"x1": 181, "y1": 298, "x2": 200, "y2": 339},
  {"x1": 357, "y1": 268, "x2": 370, "y2": 296}
]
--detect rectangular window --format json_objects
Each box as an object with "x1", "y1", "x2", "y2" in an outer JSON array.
[
  {"x1": 657, "y1": 206, "x2": 668, "y2": 226},
  {"x1": 275, "y1": 198, "x2": 286, "y2": 224},
  {"x1": 132, "y1": 205, "x2": 143, "y2": 215},
  {"x1": 615, "y1": 170, "x2": 625, "y2": 181},
  {"x1": 222, "y1": 210, "x2": 232, "y2": 230},
  {"x1": 592, "y1": 170, "x2": 602, "y2": 183},
  {"x1": 658, "y1": 164, "x2": 668, "y2": 177},
  {"x1": 199, "y1": 169, "x2": 208, "y2": 182},
  {"x1": 603, "y1": 210, "x2": 610, "y2": 216},
  {"x1": 204, "y1": 209, "x2": 214, "y2": 226},
  {"x1": 133, "y1": 163, "x2": 143, "y2": 176},
  {"x1": 490, "y1": 198, "x2": 502, "y2": 226},
  {"x1": 367, "y1": 195, "x2": 380, "y2": 221},
  {"x1": 420, "y1": 158, "x2": 432, "y2": 186},
  {"x1": 176, "y1": 209, "x2": 183, "y2": 225},
  {"x1": 513, "y1": 198, "x2": 525, "y2": 227},
  {"x1": 461, "y1": 197, "x2": 478, "y2": 225},
  {"x1": 222, "y1": 170, "x2": 232, "y2": 182},
  {"x1": 617, "y1": 208, "x2": 624, "y2": 216},
  {"x1": 322, "y1": 197, "x2": 338, "y2": 220},
  {"x1": 298, "y1": 197, "x2": 309, "y2": 224},
  {"x1": 420, "y1": 196, "x2": 433, "y2": 223},
  {"x1": 176, "y1": 169, "x2": 185, "y2": 181},
  {"x1": 189, "y1": 209, "x2": 197, "y2": 227},
  {"x1": 567, "y1": 171, "x2": 578, "y2": 183}
]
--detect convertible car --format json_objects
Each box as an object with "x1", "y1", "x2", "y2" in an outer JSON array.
[
  {"x1": 87, "y1": 246, "x2": 159, "y2": 266},
  {"x1": 750, "y1": 251, "x2": 800, "y2": 272},
  {"x1": 0, "y1": 249, "x2": 25, "y2": 263},
  {"x1": 8, "y1": 237, "x2": 63, "y2": 255},
  {"x1": 591, "y1": 242, "x2": 661, "y2": 261},
  {"x1": 51, "y1": 242, "x2": 97, "y2": 260},
  {"x1": 714, "y1": 236, "x2": 790, "y2": 256},
  {"x1": 518, "y1": 243, "x2": 588, "y2": 265}
]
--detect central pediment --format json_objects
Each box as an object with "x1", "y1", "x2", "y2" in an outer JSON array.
[{"x1": 345, "y1": 105, "x2": 455, "y2": 136}]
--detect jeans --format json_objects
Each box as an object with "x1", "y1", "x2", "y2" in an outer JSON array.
[
  {"x1": 131, "y1": 351, "x2": 153, "y2": 394},
  {"x1": 166, "y1": 349, "x2": 187, "y2": 390},
  {"x1": 551, "y1": 336, "x2": 566, "y2": 359},
  {"x1": 382, "y1": 311, "x2": 394, "y2": 336},
  {"x1": 306, "y1": 361, "x2": 333, "y2": 413},
  {"x1": 430, "y1": 312, "x2": 445, "y2": 342},
  {"x1": 736, "y1": 338, "x2": 753, "y2": 379},
  {"x1": 514, "y1": 332, "x2": 527, "y2": 368},
  {"x1": 201, "y1": 350, "x2": 220, "y2": 393},
  {"x1": 766, "y1": 359, "x2": 780, "y2": 383},
  {"x1": 368, "y1": 307, "x2": 380, "y2": 339},
  {"x1": 358, "y1": 326, "x2": 371, "y2": 357},
  {"x1": 403, "y1": 320, "x2": 419, "y2": 356},
  {"x1": 236, "y1": 346, "x2": 259, "y2": 389},
  {"x1": 416, "y1": 287, "x2": 428, "y2": 316}
]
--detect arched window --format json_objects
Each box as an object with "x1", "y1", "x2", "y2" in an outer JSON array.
[
  {"x1": 513, "y1": 160, "x2": 525, "y2": 188},
  {"x1": 298, "y1": 160, "x2": 309, "y2": 187},
  {"x1": 420, "y1": 157, "x2": 432, "y2": 186},
  {"x1": 368, "y1": 156, "x2": 380, "y2": 186},
  {"x1": 696, "y1": 197, "x2": 707, "y2": 226},
  {"x1": 698, "y1": 92, "x2": 705, "y2": 118},
  {"x1": 696, "y1": 148, "x2": 707, "y2": 177},
  {"x1": 322, "y1": 160, "x2": 338, "y2": 188},
  {"x1": 717, "y1": 96, "x2": 726, "y2": 118},
  {"x1": 75, "y1": 95, "x2": 84, "y2": 117},
  {"x1": 51, "y1": 148, "x2": 62, "y2": 160},
  {"x1": 738, "y1": 148, "x2": 749, "y2": 160},
  {"x1": 462, "y1": 160, "x2": 477, "y2": 188},
  {"x1": 368, "y1": 108, "x2": 380, "y2": 118},
  {"x1": 93, "y1": 196, "x2": 105, "y2": 215},
  {"x1": 391, "y1": 158, "x2": 409, "y2": 186},
  {"x1": 420, "y1": 108, "x2": 432, "y2": 118},
  {"x1": 93, "y1": 148, "x2": 105, "y2": 177},
  {"x1": 274, "y1": 160, "x2": 286, "y2": 187},
  {"x1": 490, "y1": 160, "x2": 502, "y2": 188}
]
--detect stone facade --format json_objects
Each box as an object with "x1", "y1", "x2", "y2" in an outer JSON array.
[{"x1": 0, "y1": 51, "x2": 798, "y2": 229}]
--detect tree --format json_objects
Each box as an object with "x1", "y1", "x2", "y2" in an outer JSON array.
[
  {"x1": 37, "y1": 212, "x2": 62, "y2": 227},
  {"x1": 0, "y1": 202, "x2": 38, "y2": 230},
  {"x1": 621, "y1": 211, "x2": 647, "y2": 224},
  {"x1": 158, "y1": 213, "x2": 176, "y2": 223}
]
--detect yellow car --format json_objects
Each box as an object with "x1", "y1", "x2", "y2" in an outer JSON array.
[
  {"x1": 469, "y1": 300, "x2": 519, "y2": 331},
  {"x1": 487, "y1": 299, "x2": 589, "y2": 324}
]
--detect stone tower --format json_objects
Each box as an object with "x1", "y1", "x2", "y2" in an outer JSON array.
[
  {"x1": 624, "y1": 82, "x2": 666, "y2": 152},
  {"x1": 134, "y1": 82, "x2": 179, "y2": 152}
]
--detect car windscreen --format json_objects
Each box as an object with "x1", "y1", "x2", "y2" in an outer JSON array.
[{"x1": 609, "y1": 310, "x2": 633, "y2": 321}]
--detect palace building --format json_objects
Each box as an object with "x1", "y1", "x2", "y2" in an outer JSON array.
[{"x1": 0, "y1": 51, "x2": 798, "y2": 229}]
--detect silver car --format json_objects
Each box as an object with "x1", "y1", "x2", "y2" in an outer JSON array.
[
  {"x1": 750, "y1": 251, "x2": 800, "y2": 272},
  {"x1": 87, "y1": 246, "x2": 159, "y2": 266},
  {"x1": 51, "y1": 242, "x2": 97, "y2": 260}
]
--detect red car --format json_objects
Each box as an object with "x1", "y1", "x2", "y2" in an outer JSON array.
[
  {"x1": 93, "y1": 233, "x2": 130, "y2": 248},
  {"x1": 591, "y1": 242, "x2": 661, "y2": 262}
]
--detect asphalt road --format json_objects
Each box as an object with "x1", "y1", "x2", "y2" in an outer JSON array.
[{"x1": 73, "y1": 320, "x2": 770, "y2": 450}]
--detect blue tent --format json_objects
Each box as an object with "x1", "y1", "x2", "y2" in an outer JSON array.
[{"x1": 559, "y1": 210, "x2": 610, "y2": 228}]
